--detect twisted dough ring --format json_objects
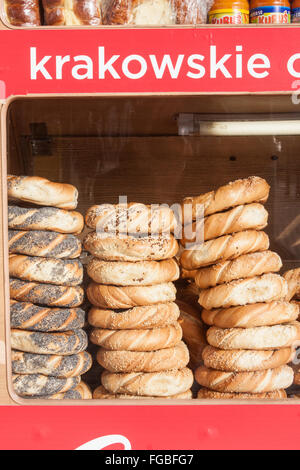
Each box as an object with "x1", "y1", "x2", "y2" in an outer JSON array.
[
  {"x1": 202, "y1": 345, "x2": 293, "y2": 372},
  {"x1": 206, "y1": 323, "x2": 300, "y2": 350},
  {"x1": 180, "y1": 230, "x2": 269, "y2": 270},
  {"x1": 201, "y1": 301, "x2": 299, "y2": 328},
  {"x1": 90, "y1": 323, "x2": 182, "y2": 351},
  {"x1": 182, "y1": 176, "x2": 270, "y2": 219},
  {"x1": 12, "y1": 374, "x2": 81, "y2": 397},
  {"x1": 101, "y1": 368, "x2": 194, "y2": 397},
  {"x1": 283, "y1": 268, "x2": 300, "y2": 301},
  {"x1": 195, "y1": 251, "x2": 282, "y2": 289},
  {"x1": 40, "y1": 382, "x2": 92, "y2": 400},
  {"x1": 97, "y1": 342, "x2": 189, "y2": 373},
  {"x1": 88, "y1": 302, "x2": 180, "y2": 330},
  {"x1": 84, "y1": 232, "x2": 179, "y2": 261},
  {"x1": 93, "y1": 385, "x2": 192, "y2": 400},
  {"x1": 87, "y1": 258, "x2": 180, "y2": 286},
  {"x1": 195, "y1": 365, "x2": 293, "y2": 393},
  {"x1": 199, "y1": 274, "x2": 288, "y2": 310},
  {"x1": 197, "y1": 388, "x2": 287, "y2": 400}
]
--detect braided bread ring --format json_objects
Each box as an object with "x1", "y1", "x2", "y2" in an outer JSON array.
[
  {"x1": 11, "y1": 329, "x2": 88, "y2": 355},
  {"x1": 84, "y1": 232, "x2": 179, "y2": 261},
  {"x1": 202, "y1": 345, "x2": 293, "y2": 372},
  {"x1": 87, "y1": 258, "x2": 180, "y2": 286},
  {"x1": 40, "y1": 382, "x2": 92, "y2": 400},
  {"x1": 12, "y1": 373, "x2": 80, "y2": 397},
  {"x1": 8, "y1": 205, "x2": 84, "y2": 234},
  {"x1": 197, "y1": 388, "x2": 287, "y2": 400},
  {"x1": 93, "y1": 385, "x2": 192, "y2": 400},
  {"x1": 87, "y1": 282, "x2": 176, "y2": 309},
  {"x1": 181, "y1": 203, "x2": 268, "y2": 246},
  {"x1": 88, "y1": 302, "x2": 180, "y2": 330},
  {"x1": 10, "y1": 300, "x2": 85, "y2": 332},
  {"x1": 101, "y1": 368, "x2": 194, "y2": 397},
  {"x1": 199, "y1": 274, "x2": 288, "y2": 310},
  {"x1": 182, "y1": 176, "x2": 270, "y2": 219},
  {"x1": 9, "y1": 254, "x2": 83, "y2": 287},
  {"x1": 283, "y1": 268, "x2": 300, "y2": 301},
  {"x1": 8, "y1": 230, "x2": 81, "y2": 259},
  {"x1": 97, "y1": 342, "x2": 189, "y2": 373},
  {"x1": 201, "y1": 301, "x2": 299, "y2": 328},
  {"x1": 207, "y1": 323, "x2": 300, "y2": 350},
  {"x1": 90, "y1": 323, "x2": 182, "y2": 351},
  {"x1": 195, "y1": 365, "x2": 293, "y2": 393},
  {"x1": 10, "y1": 278, "x2": 84, "y2": 308},
  {"x1": 85, "y1": 203, "x2": 177, "y2": 234},
  {"x1": 11, "y1": 351, "x2": 92, "y2": 378},
  {"x1": 195, "y1": 251, "x2": 282, "y2": 289},
  {"x1": 180, "y1": 230, "x2": 269, "y2": 270}
]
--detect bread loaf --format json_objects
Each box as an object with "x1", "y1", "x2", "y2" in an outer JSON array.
[
  {"x1": 85, "y1": 203, "x2": 177, "y2": 234},
  {"x1": 11, "y1": 328, "x2": 88, "y2": 355},
  {"x1": 43, "y1": 0, "x2": 102, "y2": 25},
  {"x1": 5, "y1": 0, "x2": 41, "y2": 26},
  {"x1": 102, "y1": 367, "x2": 194, "y2": 396},
  {"x1": 195, "y1": 365, "x2": 294, "y2": 393},
  {"x1": 93, "y1": 385, "x2": 192, "y2": 399},
  {"x1": 180, "y1": 230, "x2": 270, "y2": 270},
  {"x1": 10, "y1": 299, "x2": 85, "y2": 332},
  {"x1": 9, "y1": 230, "x2": 82, "y2": 259},
  {"x1": 197, "y1": 388, "x2": 287, "y2": 400},
  {"x1": 88, "y1": 302, "x2": 180, "y2": 330},
  {"x1": 8, "y1": 205, "x2": 84, "y2": 234},
  {"x1": 90, "y1": 323, "x2": 182, "y2": 351},
  {"x1": 10, "y1": 278, "x2": 84, "y2": 307},
  {"x1": 195, "y1": 251, "x2": 282, "y2": 289},
  {"x1": 201, "y1": 301, "x2": 299, "y2": 328},
  {"x1": 11, "y1": 350, "x2": 92, "y2": 377},
  {"x1": 87, "y1": 281, "x2": 176, "y2": 308},
  {"x1": 13, "y1": 373, "x2": 80, "y2": 397},
  {"x1": 207, "y1": 323, "x2": 300, "y2": 350},
  {"x1": 7, "y1": 175, "x2": 78, "y2": 209},
  {"x1": 182, "y1": 203, "x2": 268, "y2": 246},
  {"x1": 83, "y1": 232, "x2": 179, "y2": 261},
  {"x1": 202, "y1": 345, "x2": 293, "y2": 372},
  {"x1": 9, "y1": 254, "x2": 83, "y2": 286},
  {"x1": 283, "y1": 268, "x2": 300, "y2": 301},
  {"x1": 182, "y1": 176, "x2": 270, "y2": 219},
  {"x1": 87, "y1": 258, "x2": 180, "y2": 286},
  {"x1": 97, "y1": 342, "x2": 189, "y2": 373},
  {"x1": 199, "y1": 274, "x2": 288, "y2": 309}
]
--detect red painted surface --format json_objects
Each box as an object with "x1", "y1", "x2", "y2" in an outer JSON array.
[{"x1": 0, "y1": 405, "x2": 299, "y2": 450}]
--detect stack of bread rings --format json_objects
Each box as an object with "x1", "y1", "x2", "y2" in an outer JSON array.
[
  {"x1": 180, "y1": 176, "x2": 299, "y2": 400},
  {"x1": 84, "y1": 202, "x2": 194, "y2": 399},
  {"x1": 8, "y1": 175, "x2": 92, "y2": 400}
]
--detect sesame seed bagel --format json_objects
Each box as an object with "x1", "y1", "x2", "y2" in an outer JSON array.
[
  {"x1": 11, "y1": 351, "x2": 92, "y2": 378},
  {"x1": 12, "y1": 373, "x2": 81, "y2": 397},
  {"x1": 182, "y1": 176, "x2": 270, "y2": 219},
  {"x1": 88, "y1": 302, "x2": 180, "y2": 330},
  {"x1": 87, "y1": 282, "x2": 176, "y2": 309},
  {"x1": 201, "y1": 301, "x2": 299, "y2": 329},
  {"x1": 90, "y1": 323, "x2": 182, "y2": 351},
  {"x1": 195, "y1": 251, "x2": 282, "y2": 289},
  {"x1": 87, "y1": 258, "x2": 180, "y2": 286},
  {"x1": 101, "y1": 367, "x2": 194, "y2": 397},
  {"x1": 283, "y1": 268, "x2": 300, "y2": 301},
  {"x1": 180, "y1": 230, "x2": 269, "y2": 270},
  {"x1": 202, "y1": 345, "x2": 293, "y2": 372},
  {"x1": 85, "y1": 203, "x2": 178, "y2": 234},
  {"x1": 195, "y1": 365, "x2": 293, "y2": 393},
  {"x1": 8, "y1": 230, "x2": 82, "y2": 259},
  {"x1": 9, "y1": 254, "x2": 83, "y2": 287},
  {"x1": 10, "y1": 300, "x2": 85, "y2": 332},
  {"x1": 11, "y1": 328, "x2": 88, "y2": 355},
  {"x1": 84, "y1": 232, "x2": 179, "y2": 261},
  {"x1": 199, "y1": 274, "x2": 288, "y2": 310},
  {"x1": 207, "y1": 323, "x2": 300, "y2": 350},
  {"x1": 181, "y1": 203, "x2": 268, "y2": 246},
  {"x1": 197, "y1": 388, "x2": 287, "y2": 400},
  {"x1": 10, "y1": 278, "x2": 84, "y2": 308},
  {"x1": 96, "y1": 342, "x2": 189, "y2": 373},
  {"x1": 8, "y1": 205, "x2": 84, "y2": 234},
  {"x1": 93, "y1": 385, "x2": 192, "y2": 400}
]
